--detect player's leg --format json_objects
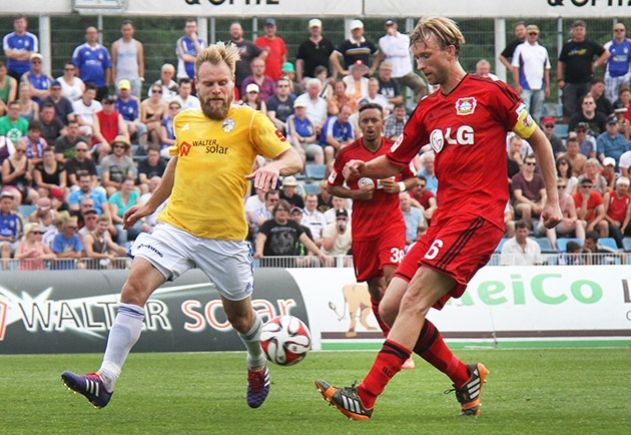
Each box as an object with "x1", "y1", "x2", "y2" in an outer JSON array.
[{"x1": 222, "y1": 295, "x2": 267, "y2": 370}]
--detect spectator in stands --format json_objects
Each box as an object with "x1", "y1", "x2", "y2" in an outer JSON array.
[
  {"x1": 17, "y1": 81, "x2": 37, "y2": 122},
  {"x1": 28, "y1": 196, "x2": 55, "y2": 229},
  {"x1": 558, "y1": 240, "x2": 585, "y2": 265},
  {"x1": 604, "y1": 22, "x2": 631, "y2": 104},
  {"x1": 267, "y1": 77, "x2": 294, "y2": 134},
  {"x1": 507, "y1": 133, "x2": 533, "y2": 175},
  {"x1": 540, "y1": 177, "x2": 585, "y2": 249},
  {"x1": 322, "y1": 104, "x2": 354, "y2": 162},
  {"x1": 279, "y1": 175, "x2": 304, "y2": 208},
  {"x1": 1, "y1": 140, "x2": 37, "y2": 205},
  {"x1": 511, "y1": 24, "x2": 550, "y2": 123},
  {"x1": 500, "y1": 220, "x2": 544, "y2": 266},
  {"x1": 56, "y1": 62, "x2": 84, "y2": 102},
  {"x1": 376, "y1": 19, "x2": 425, "y2": 98},
  {"x1": 327, "y1": 80, "x2": 352, "y2": 116},
  {"x1": 241, "y1": 83, "x2": 267, "y2": 114},
  {"x1": 324, "y1": 195, "x2": 350, "y2": 224},
  {"x1": 141, "y1": 84, "x2": 168, "y2": 146},
  {"x1": 23, "y1": 120, "x2": 46, "y2": 165},
  {"x1": 42, "y1": 82, "x2": 73, "y2": 127},
  {"x1": 475, "y1": 59, "x2": 499, "y2": 81},
  {"x1": 3, "y1": 15, "x2": 38, "y2": 82},
  {"x1": 295, "y1": 78, "x2": 327, "y2": 135},
  {"x1": 512, "y1": 154, "x2": 546, "y2": 229},
  {"x1": 241, "y1": 58, "x2": 275, "y2": 103},
  {"x1": 569, "y1": 94, "x2": 607, "y2": 137},
  {"x1": 597, "y1": 115, "x2": 628, "y2": 167},
  {"x1": 254, "y1": 18, "x2": 287, "y2": 82},
  {"x1": 170, "y1": 77, "x2": 200, "y2": 110},
  {"x1": 615, "y1": 86, "x2": 631, "y2": 111},
  {"x1": 582, "y1": 230, "x2": 620, "y2": 265},
  {"x1": 160, "y1": 100, "x2": 180, "y2": 155},
  {"x1": 83, "y1": 214, "x2": 127, "y2": 269},
  {"x1": 578, "y1": 158, "x2": 608, "y2": 195},
  {"x1": 109, "y1": 178, "x2": 141, "y2": 245},
  {"x1": 296, "y1": 19, "x2": 334, "y2": 87},
  {"x1": 95, "y1": 95, "x2": 126, "y2": 159},
  {"x1": 602, "y1": 157, "x2": 617, "y2": 192},
  {"x1": 575, "y1": 123, "x2": 597, "y2": 158},
  {"x1": 176, "y1": 18, "x2": 206, "y2": 83},
  {"x1": 78, "y1": 208, "x2": 102, "y2": 241},
  {"x1": 289, "y1": 206, "x2": 318, "y2": 260},
  {"x1": 100, "y1": 135, "x2": 136, "y2": 196},
  {"x1": 137, "y1": 146, "x2": 166, "y2": 193},
  {"x1": 499, "y1": 21, "x2": 526, "y2": 71},
  {"x1": 282, "y1": 62, "x2": 303, "y2": 97},
  {"x1": 0, "y1": 61, "x2": 18, "y2": 115},
  {"x1": 72, "y1": 26, "x2": 112, "y2": 101},
  {"x1": 317, "y1": 180, "x2": 332, "y2": 212},
  {"x1": 137, "y1": 176, "x2": 164, "y2": 234},
  {"x1": 358, "y1": 78, "x2": 390, "y2": 116},
  {"x1": 342, "y1": 60, "x2": 369, "y2": 109},
  {"x1": 0, "y1": 191, "x2": 22, "y2": 268},
  {"x1": 67, "y1": 173, "x2": 109, "y2": 215},
  {"x1": 604, "y1": 176, "x2": 631, "y2": 248},
  {"x1": 287, "y1": 99, "x2": 321, "y2": 164},
  {"x1": 556, "y1": 156, "x2": 579, "y2": 195},
  {"x1": 589, "y1": 78, "x2": 612, "y2": 117},
  {"x1": 115, "y1": 80, "x2": 147, "y2": 147},
  {"x1": 0, "y1": 101, "x2": 28, "y2": 145},
  {"x1": 322, "y1": 208, "x2": 352, "y2": 256},
  {"x1": 149, "y1": 63, "x2": 178, "y2": 101},
  {"x1": 558, "y1": 20, "x2": 608, "y2": 120},
  {"x1": 400, "y1": 191, "x2": 424, "y2": 247},
  {"x1": 245, "y1": 187, "x2": 266, "y2": 230},
  {"x1": 72, "y1": 83, "x2": 102, "y2": 141},
  {"x1": 51, "y1": 215, "x2": 85, "y2": 268},
  {"x1": 229, "y1": 22, "x2": 263, "y2": 90},
  {"x1": 541, "y1": 116, "x2": 565, "y2": 157},
  {"x1": 559, "y1": 136, "x2": 587, "y2": 177},
  {"x1": 111, "y1": 20, "x2": 145, "y2": 100},
  {"x1": 302, "y1": 193, "x2": 327, "y2": 247},
  {"x1": 330, "y1": 19, "x2": 378, "y2": 77},
  {"x1": 251, "y1": 189, "x2": 279, "y2": 237},
  {"x1": 54, "y1": 120, "x2": 85, "y2": 163},
  {"x1": 15, "y1": 222, "x2": 55, "y2": 270},
  {"x1": 418, "y1": 151, "x2": 437, "y2": 195},
  {"x1": 409, "y1": 175, "x2": 437, "y2": 221},
  {"x1": 22, "y1": 53, "x2": 52, "y2": 104},
  {"x1": 574, "y1": 177, "x2": 607, "y2": 237},
  {"x1": 33, "y1": 146, "x2": 66, "y2": 197},
  {"x1": 376, "y1": 62, "x2": 403, "y2": 109},
  {"x1": 383, "y1": 103, "x2": 408, "y2": 141}
]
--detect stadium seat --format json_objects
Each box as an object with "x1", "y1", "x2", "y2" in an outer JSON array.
[
  {"x1": 599, "y1": 238, "x2": 619, "y2": 251},
  {"x1": 553, "y1": 123, "x2": 569, "y2": 139},
  {"x1": 18, "y1": 204, "x2": 36, "y2": 217},
  {"x1": 494, "y1": 238, "x2": 508, "y2": 253},
  {"x1": 556, "y1": 238, "x2": 582, "y2": 252},
  {"x1": 535, "y1": 237, "x2": 554, "y2": 253},
  {"x1": 305, "y1": 164, "x2": 326, "y2": 180},
  {"x1": 303, "y1": 183, "x2": 321, "y2": 195},
  {"x1": 623, "y1": 238, "x2": 631, "y2": 252}
]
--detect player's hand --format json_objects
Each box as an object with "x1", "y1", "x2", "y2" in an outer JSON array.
[
  {"x1": 254, "y1": 252, "x2": 263, "y2": 259},
  {"x1": 380, "y1": 178, "x2": 398, "y2": 194},
  {"x1": 343, "y1": 160, "x2": 365, "y2": 180},
  {"x1": 541, "y1": 201, "x2": 562, "y2": 229},
  {"x1": 246, "y1": 165, "x2": 280, "y2": 192},
  {"x1": 123, "y1": 204, "x2": 154, "y2": 230}
]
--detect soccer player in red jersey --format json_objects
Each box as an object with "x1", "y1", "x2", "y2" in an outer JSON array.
[
  {"x1": 316, "y1": 16, "x2": 562, "y2": 420},
  {"x1": 327, "y1": 103, "x2": 418, "y2": 352}
]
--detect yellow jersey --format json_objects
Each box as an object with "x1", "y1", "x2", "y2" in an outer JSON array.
[{"x1": 158, "y1": 105, "x2": 290, "y2": 240}]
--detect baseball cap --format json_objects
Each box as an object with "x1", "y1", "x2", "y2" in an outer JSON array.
[
  {"x1": 102, "y1": 95, "x2": 116, "y2": 104},
  {"x1": 282, "y1": 176, "x2": 298, "y2": 187},
  {"x1": 335, "y1": 209, "x2": 349, "y2": 218},
  {"x1": 117, "y1": 79, "x2": 131, "y2": 90},
  {"x1": 308, "y1": 19, "x2": 322, "y2": 28},
  {"x1": 576, "y1": 122, "x2": 589, "y2": 130},
  {"x1": 30, "y1": 53, "x2": 43, "y2": 61},
  {"x1": 290, "y1": 206, "x2": 303, "y2": 214},
  {"x1": 293, "y1": 99, "x2": 307, "y2": 108},
  {"x1": 384, "y1": 18, "x2": 396, "y2": 26},
  {"x1": 607, "y1": 114, "x2": 619, "y2": 125},
  {"x1": 526, "y1": 24, "x2": 540, "y2": 34},
  {"x1": 613, "y1": 101, "x2": 628, "y2": 113},
  {"x1": 282, "y1": 62, "x2": 295, "y2": 73},
  {"x1": 350, "y1": 19, "x2": 364, "y2": 30},
  {"x1": 0, "y1": 191, "x2": 15, "y2": 200},
  {"x1": 83, "y1": 209, "x2": 98, "y2": 216},
  {"x1": 616, "y1": 176, "x2": 630, "y2": 186},
  {"x1": 112, "y1": 135, "x2": 131, "y2": 147},
  {"x1": 50, "y1": 80, "x2": 62, "y2": 88},
  {"x1": 246, "y1": 83, "x2": 259, "y2": 94},
  {"x1": 603, "y1": 157, "x2": 616, "y2": 167},
  {"x1": 264, "y1": 18, "x2": 276, "y2": 27},
  {"x1": 541, "y1": 116, "x2": 555, "y2": 125}
]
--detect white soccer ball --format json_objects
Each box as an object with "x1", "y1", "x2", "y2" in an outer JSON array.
[
  {"x1": 260, "y1": 315, "x2": 312, "y2": 366},
  {"x1": 358, "y1": 177, "x2": 375, "y2": 188}
]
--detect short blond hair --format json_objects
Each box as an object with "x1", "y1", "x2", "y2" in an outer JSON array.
[
  {"x1": 410, "y1": 16, "x2": 466, "y2": 54},
  {"x1": 195, "y1": 42, "x2": 241, "y2": 78}
]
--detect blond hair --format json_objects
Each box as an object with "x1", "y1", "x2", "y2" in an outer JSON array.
[
  {"x1": 409, "y1": 16, "x2": 466, "y2": 54},
  {"x1": 194, "y1": 42, "x2": 241, "y2": 78}
]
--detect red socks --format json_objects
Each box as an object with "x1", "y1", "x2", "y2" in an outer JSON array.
[
  {"x1": 413, "y1": 319, "x2": 470, "y2": 387},
  {"x1": 371, "y1": 297, "x2": 390, "y2": 336},
  {"x1": 358, "y1": 339, "x2": 411, "y2": 409}
]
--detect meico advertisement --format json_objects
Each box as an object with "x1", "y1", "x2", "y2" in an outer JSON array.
[
  {"x1": 0, "y1": 269, "x2": 308, "y2": 354},
  {"x1": 290, "y1": 266, "x2": 631, "y2": 350}
]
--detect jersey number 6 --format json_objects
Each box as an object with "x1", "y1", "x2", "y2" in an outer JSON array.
[{"x1": 424, "y1": 239, "x2": 444, "y2": 260}]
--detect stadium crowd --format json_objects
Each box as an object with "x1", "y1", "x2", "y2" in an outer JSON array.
[{"x1": 0, "y1": 14, "x2": 630, "y2": 269}]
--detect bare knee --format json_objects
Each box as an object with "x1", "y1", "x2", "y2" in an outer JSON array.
[
  {"x1": 378, "y1": 301, "x2": 397, "y2": 328},
  {"x1": 121, "y1": 274, "x2": 153, "y2": 306}
]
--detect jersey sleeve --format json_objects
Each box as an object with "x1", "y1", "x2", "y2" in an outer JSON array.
[
  {"x1": 251, "y1": 110, "x2": 291, "y2": 159},
  {"x1": 491, "y1": 81, "x2": 536, "y2": 139},
  {"x1": 328, "y1": 148, "x2": 347, "y2": 187},
  {"x1": 386, "y1": 107, "x2": 429, "y2": 167}
]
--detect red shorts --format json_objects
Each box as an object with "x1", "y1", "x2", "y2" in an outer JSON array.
[
  {"x1": 352, "y1": 223, "x2": 406, "y2": 282},
  {"x1": 395, "y1": 214, "x2": 503, "y2": 310}
]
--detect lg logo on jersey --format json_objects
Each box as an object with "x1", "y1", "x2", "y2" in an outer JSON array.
[{"x1": 429, "y1": 126, "x2": 474, "y2": 153}]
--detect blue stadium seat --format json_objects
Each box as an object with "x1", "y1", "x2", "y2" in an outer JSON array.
[
  {"x1": 305, "y1": 164, "x2": 326, "y2": 180},
  {"x1": 18, "y1": 204, "x2": 36, "y2": 217},
  {"x1": 553, "y1": 123, "x2": 569, "y2": 139},
  {"x1": 556, "y1": 238, "x2": 582, "y2": 252},
  {"x1": 494, "y1": 238, "x2": 508, "y2": 253},
  {"x1": 623, "y1": 238, "x2": 631, "y2": 252},
  {"x1": 303, "y1": 183, "x2": 321, "y2": 195},
  {"x1": 535, "y1": 237, "x2": 554, "y2": 253},
  {"x1": 599, "y1": 238, "x2": 619, "y2": 251}
]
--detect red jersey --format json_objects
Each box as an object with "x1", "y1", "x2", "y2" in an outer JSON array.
[
  {"x1": 96, "y1": 110, "x2": 120, "y2": 144},
  {"x1": 573, "y1": 191, "x2": 604, "y2": 222},
  {"x1": 255, "y1": 36, "x2": 288, "y2": 81},
  {"x1": 607, "y1": 192, "x2": 631, "y2": 222},
  {"x1": 387, "y1": 74, "x2": 535, "y2": 230},
  {"x1": 329, "y1": 137, "x2": 415, "y2": 241}
]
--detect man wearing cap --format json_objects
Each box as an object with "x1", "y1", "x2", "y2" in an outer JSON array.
[
  {"x1": 71, "y1": 26, "x2": 112, "y2": 101},
  {"x1": 115, "y1": 79, "x2": 147, "y2": 147},
  {"x1": 597, "y1": 115, "x2": 628, "y2": 167},
  {"x1": 176, "y1": 19, "x2": 206, "y2": 82},
  {"x1": 558, "y1": 20, "x2": 608, "y2": 120},
  {"x1": 604, "y1": 23, "x2": 631, "y2": 104},
  {"x1": 330, "y1": 19, "x2": 378, "y2": 77},
  {"x1": 229, "y1": 22, "x2": 263, "y2": 90},
  {"x1": 279, "y1": 175, "x2": 305, "y2": 208},
  {"x1": 539, "y1": 117, "x2": 564, "y2": 156},
  {"x1": 322, "y1": 208, "x2": 352, "y2": 257},
  {"x1": 296, "y1": 18, "x2": 335, "y2": 85},
  {"x1": 111, "y1": 20, "x2": 145, "y2": 100},
  {"x1": 376, "y1": 19, "x2": 425, "y2": 98},
  {"x1": 21, "y1": 53, "x2": 53, "y2": 104},
  {"x1": 3, "y1": 15, "x2": 38, "y2": 82},
  {"x1": 241, "y1": 57, "x2": 275, "y2": 103},
  {"x1": 42, "y1": 81, "x2": 74, "y2": 126},
  {"x1": 100, "y1": 135, "x2": 137, "y2": 196},
  {"x1": 511, "y1": 24, "x2": 550, "y2": 123},
  {"x1": 255, "y1": 18, "x2": 287, "y2": 82}
]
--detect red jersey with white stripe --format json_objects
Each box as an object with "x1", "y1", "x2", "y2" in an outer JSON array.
[
  {"x1": 387, "y1": 74, "x2": 535, "y2": 229},
  {"x1": 329, "y1": 137, "x2": 415, "y2": 241}
]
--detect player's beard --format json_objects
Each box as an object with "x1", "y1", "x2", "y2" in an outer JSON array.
[{"x1": 201, "y1": 94, "x2": 232, "y2": 120}]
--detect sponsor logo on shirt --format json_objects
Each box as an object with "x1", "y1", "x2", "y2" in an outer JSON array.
[
  {"x1": 179, "y1": 141, "x2": 192, "y2": 157},
  {"x1": 222, "y1": 118, "x2": 235, "y2": 133},
  {"x1": 455, "y1": 97, "x2": 477, "y2": 116},
  {"x1": 430, "y1": 125, "x2": 475, "y2": 153}
]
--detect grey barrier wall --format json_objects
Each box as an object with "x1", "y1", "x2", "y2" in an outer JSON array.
[{"x1": 0, "y1": 269, "x2": 309, "y2": 354}]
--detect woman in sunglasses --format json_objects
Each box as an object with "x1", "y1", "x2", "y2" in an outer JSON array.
[
  {"x1": 15, "y1": 222, "x2": 55, "y2": 270},
  {"x1": 141, "y1": 85, "x2": 168, "y2": 145}
]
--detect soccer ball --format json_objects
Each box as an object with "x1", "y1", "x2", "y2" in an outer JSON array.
[{"x1": 260, "y1": 315, "x2": 311, "y2": 366}]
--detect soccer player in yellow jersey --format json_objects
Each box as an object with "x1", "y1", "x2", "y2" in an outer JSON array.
[{"x1": 61, "y1": 42, "x2": 303, "y2": 409}]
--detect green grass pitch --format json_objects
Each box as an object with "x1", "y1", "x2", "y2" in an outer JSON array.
[{"x1": 2, "y1": 349, "x2": 630, "y2": 434}]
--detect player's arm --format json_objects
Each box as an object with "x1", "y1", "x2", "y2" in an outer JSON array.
[
  {"x1": 254, "y1": 232, "x2": 267, "y2": 259},
  {"x1": 246, "y1": 147, "x2": 302, "y2": 192},
  {"x1": 299, "y1": 232, "x2": 327, "y2": 262},
  {"x1": 381, "y1": 175, "x2": 419, "y2": 194},
  {"x1": 343, "y1": 155, "x2": 402, "y2": 181},
  {"x1": 123, "y1": 156, "x2": 178, "y2": 228},
  {"x1": 327, "y1": 183, "x2": 373, "y2": 201}
]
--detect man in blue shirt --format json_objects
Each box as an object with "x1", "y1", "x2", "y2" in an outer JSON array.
[
  {"x1": 597, "y1": 115, "x2": 630, "y2": 169},
  {"x1": 604, "y1": 23, "x2": 631, "y2": 104},
  {"x1": 0, "y1": 191, "x2": 22, "y2": 269},
  {"x1": 51, "y1": 216, "x2": 84, "y2": 270},
  {"x1": 2, "y1": 15, "x2": 38, "y2": 82},
  {"x1": 72, "y1": 26, "x2": 112, "y2": 101},
  {"x1": 22, "y1": 53, "x2": 52, "y2": 104},
  {"x1": 67, "y1": 173, "x2": 110, "y2": 216},
  {"x1": 322, "y1": 105, "x2": 354, "y2": 163},
  {"x1": 176, "y1": 19, "x2": 206, "y2": 82},
  {"x1": 114, "y1": 79, "x2": 147, "y2": 146}
]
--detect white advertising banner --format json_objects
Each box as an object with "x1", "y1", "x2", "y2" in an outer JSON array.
[
  {"x1": 365, "y1": 0, "x2": 631, "y2": 18},
  {"x1": 290, "y1": 266, "x2": 631, "y2": 351}
]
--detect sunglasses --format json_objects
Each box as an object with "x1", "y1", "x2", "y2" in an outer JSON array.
[
  {"x1": 525, "y1": 162, "x2": 537, "y2": 166},
  {"x1": 76, "y1": 148, "x2": 88, "y2": 152},
  {"x1": 113, "y1": 145, "x2": 126, "y2": 149},
  {"x1": 615, "y1": 29, "x2": 625, "y2": 32},
  {"x1": 31, "y1": 60, "x2": 42, "y2": 64},
  {"x1": 581, "y1": 185, "x2": 593, "y2": 189},
  {"x1": 16, "y1": 149, "x2": 26, "y2": 153},
  {"x1": 528, "y1": 32, "x2": 538, "y2": 35},
  {"x1": 64, "y1": 67, "x2": 75, "y2": 71},
  {"x1": 153, "y1": 89, "x2": 162, "y2": 93},
  {"x1": 32, "y1": 230, "x2": 45, "y2": 235},
  {"x1": 169, "y1": 105, "x2": 180, "y2": 109},
  {"x1": 544, "y1": 124, "x2": 554, "y2": 128}
]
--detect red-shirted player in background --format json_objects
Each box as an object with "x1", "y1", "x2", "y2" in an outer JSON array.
[
  {"x1": 316, "y1": 16, "x2": 562, "y2": 420},
  {"x1": 328, "y1": 103, "x2": 419, "y2": 368}
]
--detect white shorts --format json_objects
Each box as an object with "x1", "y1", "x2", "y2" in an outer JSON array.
[{"x1": 129, "y1": 223, "x2": 254, "y2": 301}]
